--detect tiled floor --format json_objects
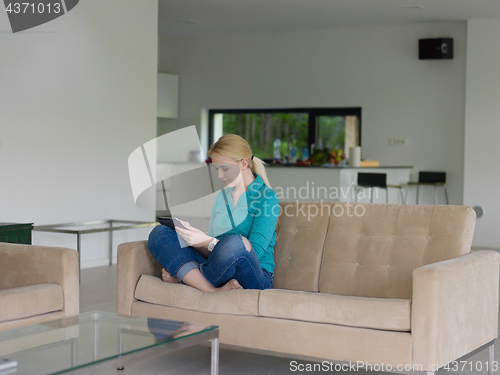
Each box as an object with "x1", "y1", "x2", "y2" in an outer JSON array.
[{"x1": 80, "y1": 265, "x2": 499, "y2": 375}]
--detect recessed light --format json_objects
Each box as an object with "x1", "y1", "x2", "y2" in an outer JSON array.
[{"x1": 400, "y1": 5, "x2": 425, "y2": 10}]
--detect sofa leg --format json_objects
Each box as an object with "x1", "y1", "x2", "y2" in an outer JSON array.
[{"x1": 489, "y1": 343, "x2": 495, "y2": 375}]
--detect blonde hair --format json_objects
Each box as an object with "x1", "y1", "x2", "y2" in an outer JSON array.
[{"x1": 208, "y1": 134, "x2": 280, "y2": 237}]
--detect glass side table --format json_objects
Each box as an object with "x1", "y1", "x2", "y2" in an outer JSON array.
[{"x1": 33, "y1": 220, "x2": 159, "y2": 282}]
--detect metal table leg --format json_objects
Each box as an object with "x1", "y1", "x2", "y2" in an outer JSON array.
[
  {"x1": 443, "y1": 185, "x2": 449, "y2": 205},
  {"x1": 489, "y1": 342, "x2": 495, "y2": 375},
  {"x1": 211, "y1": 337, "x2": 219, "y2": 375},
  {"x1": 77, "y1": 233, "x2": 81, "y2": 284},
  {"x1": 109, "y1": 221, "x2": 113, "y2": 266}
]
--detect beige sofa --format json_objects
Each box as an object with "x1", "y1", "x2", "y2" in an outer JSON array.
[
  {"x1": 0, "y1": 243, "x2": 79, "y2": 331},
  {"x1": 117, "y1": 202, "x2": 499, "y2": 373}
]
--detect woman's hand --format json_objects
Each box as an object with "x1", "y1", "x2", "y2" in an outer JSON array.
[{"x1": 174, "y1": 221, "x2": 212, "y2": 247}]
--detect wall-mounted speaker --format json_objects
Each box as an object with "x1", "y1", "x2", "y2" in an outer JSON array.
[{"x1": 419, "y1": 38, "x2": 453, "y2": 59}]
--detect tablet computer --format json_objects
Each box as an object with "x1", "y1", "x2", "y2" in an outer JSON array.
[{"x1": 157, "y1": 217, "x2": 187, "y2": 230}]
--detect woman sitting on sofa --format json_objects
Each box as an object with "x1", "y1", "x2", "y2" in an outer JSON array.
[{"x1": 148, "y1": 134, "x2": 280, "y2": 292}]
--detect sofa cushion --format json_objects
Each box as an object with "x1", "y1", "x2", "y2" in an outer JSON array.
[
  {"x1": 0, "y1": 284, "x2": 64, "y2": 323},
  {"x1": 259, "y1": 289, "x2": 411, "y2": 331},
  {"x1": 273, "y1": 202, "x2": 332, "y2": 292},
  {"x1": 319, "y1": 203, "x2": 476, "y2": 299},
  {"x1": 135, "y1": 275, "x2": 260, "y2": 316}
]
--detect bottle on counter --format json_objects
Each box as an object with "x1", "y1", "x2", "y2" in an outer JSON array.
[
  {"x1": 288, "y1": 136, "x2": 297, "y2": 164},
  {"x1": 273, "y1": 138, "x2": 281, "y2": 163},
  {"x1": 301, "y1": 146, "x2": 310, "y2": 161}
]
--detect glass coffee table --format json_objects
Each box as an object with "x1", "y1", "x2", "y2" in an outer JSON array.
[{"x1": 0, "y1": 311, "x2": 219, "y2": 375}]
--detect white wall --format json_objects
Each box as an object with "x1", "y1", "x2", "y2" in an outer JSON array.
[
  {"x1": 0, "y1": 0, "x2": 158, "y2": 267},
  {"x1": 158, "y1": 22, "x2": 466, "y2": 205},
  {"x1": 464, "y1": 19, "x2": 500, "y2": 248}
]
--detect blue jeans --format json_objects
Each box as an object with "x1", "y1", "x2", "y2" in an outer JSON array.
[{"x1": 148, "y1": 225, "x2": 273, "y2": 290}]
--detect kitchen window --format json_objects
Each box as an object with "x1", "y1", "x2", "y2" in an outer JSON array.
[{"x1": 208, "y1": 107, "x2": 361, "y2": 162}]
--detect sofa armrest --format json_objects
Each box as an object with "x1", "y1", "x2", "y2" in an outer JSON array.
[
  {"x1": 117, "y1": 240, "x2": 162, "y2": 315},
  {"x1": 412, "y1": 250, "x2": 500, "y2": 369},
  {"x1": 0, "y1": 243, "x2": 79, "y2": 317}
]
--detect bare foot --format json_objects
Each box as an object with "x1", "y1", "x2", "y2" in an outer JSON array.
[
  {"x1": 217, "y1": 279, "x2": 243, "y2": 291},
  {"x1": 180, "y1": 268, "x2": 243, "y2": 293},
  {"x1": 161, "y1": 268, "x2": 179, "y2": 284}
]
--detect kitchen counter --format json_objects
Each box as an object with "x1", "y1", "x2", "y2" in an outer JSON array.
[
  {"x1": 266, "y1": 164, "x2": 413, "y2": 169},
  {"x1": 266, "y1": 165, "x2": 412, "y2": 203}
]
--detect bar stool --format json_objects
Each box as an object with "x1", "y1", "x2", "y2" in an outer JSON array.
[
  {"x1": 354, "y1": 173, "x2": 406, "y2": 204},
  {"x1": 408, "y1": 171, "x2": 448, "y2": 204}
]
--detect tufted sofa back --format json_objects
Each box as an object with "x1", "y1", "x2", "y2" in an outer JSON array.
[
  {"x1": 273, "y1": 201, "x2": 333, "y2": 292},
  {"x1": 273, "y1": 202, "x2": 476, "y2": 299}
]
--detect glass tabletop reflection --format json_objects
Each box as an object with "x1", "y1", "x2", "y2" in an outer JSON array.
[{"x1": 0, "y1": 311, "x2": 217, "y2": 375}]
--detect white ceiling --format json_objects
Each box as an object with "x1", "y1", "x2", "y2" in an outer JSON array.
[{"x1": 158, "y1": 0, "x2": 500, "y2": 38}]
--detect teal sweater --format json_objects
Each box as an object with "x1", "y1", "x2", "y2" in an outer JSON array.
[{"x1": 207, "y1": 174, "x2": 280, "y2": 273}]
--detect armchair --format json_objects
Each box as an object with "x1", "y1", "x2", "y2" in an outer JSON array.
[{"x1": 0, "y1": 243, "x2": 79, "y2": 331}]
